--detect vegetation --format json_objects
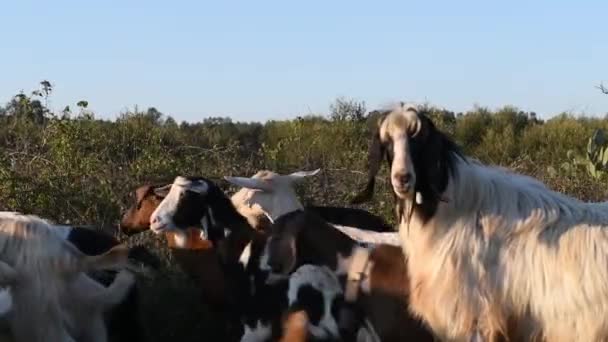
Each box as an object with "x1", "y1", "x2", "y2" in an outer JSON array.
[{"x1": 0, "y1": 81, "x2": 607, "y2": 340}]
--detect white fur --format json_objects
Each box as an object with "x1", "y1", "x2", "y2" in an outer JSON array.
[
  {"x1": 225, "y1": 171, "x2": 306, "y2": 221},
  {"x1": 379, "y1": 104, "x2": 421, "y2": 199},
  {"x1": 287, "y1": 265, "x2": 342, "y2": 340},
  {"x1": 332, "y1": 224, "x2": 400, "y2": 246},
  {"x1": 0, "y1": 214, "x2": 132, "y2": 342},
  {"x1": 239, "y1": 242, "x2": 253, "y2": 267},
  {"x1": 61, "y1": 270, "x2": 135, "y2": 342},
  {"x1": 241, "y1": 321, "x2": 272, "y2": 342},
  {"x1": 400, "y1": 152, "x2": 608, "y2": 341}
]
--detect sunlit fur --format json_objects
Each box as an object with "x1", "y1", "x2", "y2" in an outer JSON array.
[
  {"x1": 229, "y1": 170, "x2": 306, "y2": 221},
  {"x1": 0, "y1": 212, "x2": 130, "y2": 342},
  {"x1": 230, "y1": 183, "x2": 274, "y2": 230},
  {"x1": 381, "y1": 105, "x2": 608, "y2": 341},
  {"x1": 378, "y1": 104, "x2": 421, "y2": 200}
]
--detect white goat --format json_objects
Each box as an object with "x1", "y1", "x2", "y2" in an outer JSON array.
[
  {"x1": 359, "y1": 103, "x2": 608, "y2": 341},
  {"x1": 0, "y1": 212, "x2": 134, "y2": 342}
]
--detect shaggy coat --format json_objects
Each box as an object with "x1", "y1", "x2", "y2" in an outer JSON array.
[
  {"x1": 0, "y1": 212, "x2": 133, "y2": 342},
  {"x1": 358, "y1": 103, "x2": 608, "y2": 341}
]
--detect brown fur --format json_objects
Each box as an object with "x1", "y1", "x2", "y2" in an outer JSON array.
[{"x1": 280, "y1": 310, "x2": 309, "y2": 342}]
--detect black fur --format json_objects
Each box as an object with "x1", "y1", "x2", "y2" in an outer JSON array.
[
  {"x1": 268, "y1": 210, "x2": 355, "y2": 274},
  {"x1": 291, "y1": 285, "x2": 325, "y2": 325},
  {"x1": 350, "y1": 110, "x2": 391, "y2": 205},
  {"x1": 306, "y1": 206, "x2": 393, "y2": 232},
  {"x1": 405, "y1": 114, "x2": 462, "y2": 223},
  {"x1": 172, "y1": 177, "x2": 252, "y2": 245}
]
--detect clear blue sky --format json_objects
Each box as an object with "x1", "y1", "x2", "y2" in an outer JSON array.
[{"x1": 1, "y1": 0, "x2": 606, "y2": 122}]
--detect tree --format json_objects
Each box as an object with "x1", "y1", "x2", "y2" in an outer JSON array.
[
  {"x1": 329, "y1": 97, "x2": 366, "y2": 122},
  {"x1": 598, "y1": 83, "x2": 608, "y2": 95}
]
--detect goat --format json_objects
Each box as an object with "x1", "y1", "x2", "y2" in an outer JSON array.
[
  {"x1": 224, "y1": 171, "x2": 434, "y2": 342},
  {"x1": 54, "y1": 224, "x2": 159, "y2": 342},
  {"x1": 149, "y1": 175, "x2": 364, "y2": 341},
  {"x1": 0, "y1": 212, "x2": 135, "y2": 342},
  {"x1": 355, "y1": 102, "x2": 608, "y2": 341},
  {"x1": 118, "y1": 183, "x2": 235, "y2": 341}
]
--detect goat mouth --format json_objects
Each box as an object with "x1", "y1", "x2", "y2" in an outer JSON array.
[
  {"x1": 392, "y1": 186, "x2": 413, "y2": 199},
  {"x1": 150, "y1": 223, "x2": 168, "y2": 234}
]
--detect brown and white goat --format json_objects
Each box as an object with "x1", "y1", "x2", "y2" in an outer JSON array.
[
  {"x1": 119, "y1": 184, "x2": 233, "y2": 314},
  {"x1": 0, "y1": 212, "x2": 139, "y2": 342},
  {"x1": 223, "y1": 172, "x2": 435, "y2": 342}
]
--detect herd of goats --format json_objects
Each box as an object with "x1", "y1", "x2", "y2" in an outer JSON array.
[{"x1": 2, "y1": 103, "x2": 608, "y2": 342}]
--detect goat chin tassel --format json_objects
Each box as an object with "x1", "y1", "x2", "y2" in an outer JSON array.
[{"x1": 415, "y1": 192, "x2": 423, "y2": 205}]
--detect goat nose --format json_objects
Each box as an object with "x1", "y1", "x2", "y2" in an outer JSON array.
[
  {"x1": 151, "y1": 216, "x2": 159, "y2": 224},
  {"x1": 398, "y1": 173, "x2": 412, "y2": 186}
]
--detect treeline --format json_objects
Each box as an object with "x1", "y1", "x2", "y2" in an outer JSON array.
[{"x1": 1, "y1": 83, "x2": 608, "y2": 230}]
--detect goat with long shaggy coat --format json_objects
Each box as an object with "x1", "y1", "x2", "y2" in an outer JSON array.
[
  {"x1": 354, "y1": 103, "x2": 608, "y2": 341},
  {"x1": 0, "y1": 212, "x2": 132, "y2": 342}
]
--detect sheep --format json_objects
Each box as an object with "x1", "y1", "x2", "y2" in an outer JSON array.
[
  {"x1": 224, "y1": 170, "x2": 434, "y2": 342},
  {"x1": 0, "y1": 212, "x2": 135, "y2": 342},
  {"x1": 148, "y1": 176, "x2": 365, "y2": 341},
  {"x1": 354, "y1": 102, "x2": 608, "y2": 341}
]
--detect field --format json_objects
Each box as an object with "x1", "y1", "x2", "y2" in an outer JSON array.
[{"x1": 1, "y1": 88, "x2": 608, "y2": 340}]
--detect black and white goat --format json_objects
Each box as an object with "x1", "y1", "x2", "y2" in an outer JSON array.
[{"x1": 149, "y1": 175, "x2": 365, "y2": 341}]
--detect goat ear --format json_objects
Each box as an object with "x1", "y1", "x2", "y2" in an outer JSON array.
[
  {"x1": 153, "y1": 184, "x2": 172, "y2": 198},
  {"x1": 224, "y1": 176, "x2": 273, "y2": 192},
  {"x1": 285, "y1": 169, "x2": 321, "y2": 182},
  {"x1": 350, "y1": 115, "x2": 386, "y2": 204}
]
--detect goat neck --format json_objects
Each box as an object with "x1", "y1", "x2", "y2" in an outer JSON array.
[
  {"x1": 207, "y1": 188, "x2": 259, "y2": 264},
  {"x1": 274, "y1": 211, "x2": 358, "y2": 274}
]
